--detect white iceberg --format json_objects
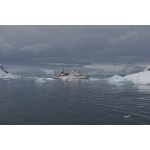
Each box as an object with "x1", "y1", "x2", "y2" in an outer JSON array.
[
  {"x1": 0, "y1": 64, "x2": 20, "y2": 79},
  {"x1": 108, "y1": 75, "x2": 131, "y2": 84},
  {"x1": 125, "y1": 71, "x2": 150, "y2": 84},
  {"x1": 108, "y1": 65, "x2": 150, "y2": 85},
  {"x1": 124, "y1": 65, "x2": 150, "y2": 84}
]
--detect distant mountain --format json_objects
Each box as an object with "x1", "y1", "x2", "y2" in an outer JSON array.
[{"x1": 0, "y1": 64, "x2": 20, "y2": 78}]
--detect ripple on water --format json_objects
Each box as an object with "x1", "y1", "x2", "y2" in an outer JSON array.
[{"x1": 0, "y1": 77, "x2": 150, "y2": 124}]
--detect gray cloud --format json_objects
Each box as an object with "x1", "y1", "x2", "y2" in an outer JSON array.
[
  {"x1": 109, "y1": 31, "x2": 140, "y2": 45},
  {"x1": 0, "y1": 25, "x2": 150, "y2": 75}
]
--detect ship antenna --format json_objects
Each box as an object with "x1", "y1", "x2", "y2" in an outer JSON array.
[{"x1": 62, "y1": 64, "x2": 64, "y2": 73}]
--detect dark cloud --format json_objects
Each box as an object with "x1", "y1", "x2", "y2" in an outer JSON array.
[{"x1": 0, "y1": 25, "x2": 150, "y2": 75}]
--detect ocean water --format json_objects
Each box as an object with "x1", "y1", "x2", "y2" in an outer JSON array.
[{"x1": 0, "y1": 76, "x2": 150, "y2": 125}]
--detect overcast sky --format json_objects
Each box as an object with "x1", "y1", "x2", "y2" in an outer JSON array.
[{"x1": 0, "y1": 25, "x2": 150, "y2": 75}]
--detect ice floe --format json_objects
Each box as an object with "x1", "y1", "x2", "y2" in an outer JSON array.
[{"x1": 124, "y1": 115, "x2": 131, "y2": 118}]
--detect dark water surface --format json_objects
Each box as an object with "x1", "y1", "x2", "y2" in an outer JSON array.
[{"x1": 1, "y1": 77, "x2": 150, "y2": 125}]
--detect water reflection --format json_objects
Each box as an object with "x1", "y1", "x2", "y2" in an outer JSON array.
[
  {"x1": 107, "y1": 78, "x2": 150, "y2": 94},
  {"x1": 134, "y1": 84, "x2": 150, "y2": 93},
  {"x1": 1, "y1": 77, "x2": 150, "y2": 124}
]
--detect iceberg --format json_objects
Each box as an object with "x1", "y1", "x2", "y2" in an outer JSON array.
[
  {"x1": 108, "y1": 75, "x2": 131, "y2": 84},
  {"x1": 0, "y1": 64, "x2": 20, "y2": 79},
  {"x1": 125, "y1": 71, "x2": 150, "y2": 84},
  {"x1": 124, "y1": 65, "x2": 150, "y2": 84},
  {"x1": 108, "y1": 65, "x2": 150, "y2": 85}
]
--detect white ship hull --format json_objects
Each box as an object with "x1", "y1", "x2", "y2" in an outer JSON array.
[{"x1": 52, "y1": 71, "x2": 89, "y2": 80}]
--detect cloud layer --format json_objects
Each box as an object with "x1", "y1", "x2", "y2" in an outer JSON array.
[{"x1": 0, "y1": 26, "x2": 150, "y2": 75}]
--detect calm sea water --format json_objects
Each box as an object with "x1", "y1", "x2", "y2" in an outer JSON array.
[{"x1": 0, "y1": 76, "x2": 150, "y2": 125}]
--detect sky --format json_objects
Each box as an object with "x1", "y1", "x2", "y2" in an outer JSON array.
[{"x1": 0, "y1": 25, "x2": 150, "y2": 76}]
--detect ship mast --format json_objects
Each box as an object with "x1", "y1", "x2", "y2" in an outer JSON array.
[{"x1": 62, "y1": 64, "x2": 65, "y2": 73}]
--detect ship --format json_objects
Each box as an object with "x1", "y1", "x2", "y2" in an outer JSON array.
[{"x1": 52, "y1": 69, "x2": 89, "y2": 80}]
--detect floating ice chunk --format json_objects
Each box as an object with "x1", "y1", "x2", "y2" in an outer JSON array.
[
  {"x1": 35, "y1": 78, "x2": 46, "y2": 83},
  {"x1": 45, "y1": 78, "x2": 54, "y2": 81},
  {"x1": 89, "y1": 78, "x2": 99, "y2": 81},
  {"x1": 124, "y1": 115, "x2": 131, "y2": 118},
  {"x1": 108, "y1": 75, "x2": 131, "y2": 84}
]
